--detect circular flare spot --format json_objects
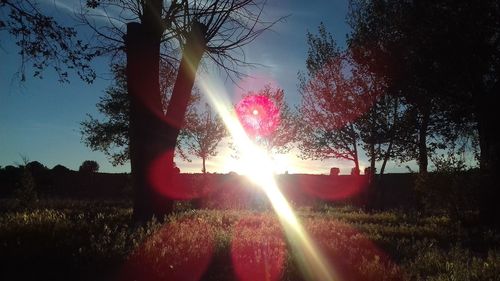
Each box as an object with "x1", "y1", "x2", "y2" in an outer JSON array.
[{"x1": 236, "y1": 95, "x2": 280, "y2": 137}]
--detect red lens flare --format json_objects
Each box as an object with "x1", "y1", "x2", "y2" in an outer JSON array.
[
  {"x1": 231, "y1": 215, "x2": 287, "y2": 281},
  {"x1": 236, "y1": 95, "x2": 280, "y2": 137},
  {"x1": 119, "y1": 218, "x2": 215, "y2": 281}
]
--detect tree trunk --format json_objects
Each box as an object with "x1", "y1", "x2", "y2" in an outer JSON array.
[
  {"x1": 380, "y1": 139, "x2": 393, "y2": 175},
  {"x1": 369, "y1": 141, "x2": 376, "y2": 172},
  {"x1": 353, "y1": 138, "x2": 360, "y2": 175},
  {"x1": 126, "y1": 20, "x2": 207, "y2": 222},
  {"x1": 126, "y1": 22, "x2": 173, "y2": 222},
  {"x1": 381, "y1": 99, "x2": 398, "y2": 176},
  {"x1": 202, "y1": 157, "x2": 206, "y2": 174}
]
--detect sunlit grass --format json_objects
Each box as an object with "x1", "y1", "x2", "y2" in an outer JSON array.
[{"x1": 1, "y1": 203, "x2": 499, "y2": 280}]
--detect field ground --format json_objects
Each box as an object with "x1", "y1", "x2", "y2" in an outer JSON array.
[{"x1": 1, "y1": 199, "x2": 499, "y2": 281}]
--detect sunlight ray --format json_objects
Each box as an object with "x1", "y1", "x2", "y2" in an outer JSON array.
[{"x1": 196, "y1": 75, "x2": 340, "y2": 281}]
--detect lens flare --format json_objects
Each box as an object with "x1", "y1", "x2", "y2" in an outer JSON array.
[
  {"x1": 198, "y1": 76, "x2": 339, "y2": 281},
  {"x1": 236, "y1": 95, "x2": 280, "y2": 137}
]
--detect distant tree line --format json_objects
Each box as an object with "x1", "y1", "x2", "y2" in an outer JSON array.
[{"x1": 0, "y1": 160, "x2": 129, "y2": 201}]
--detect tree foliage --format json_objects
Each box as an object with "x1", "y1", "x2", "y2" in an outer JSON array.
[
  {"x1": 81, "y1": 64, "x2": 130, "y2": 166},
  {"x1": 298, "y1": 24, "x2": 373, "y2": 171},
  {"x1": 0, "y1": 0, "x2": 98, "y2": 83}
]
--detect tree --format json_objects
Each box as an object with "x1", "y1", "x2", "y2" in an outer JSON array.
[
  {"x1": 298, "y1": 24, "x2": 376, "y2": 172},
  {"x1": 79, "y1": 160, "x2": 99, "y2": 173},
  {"x1": 80, "y1": 64, "x2": 130, "y2": 166},
  {"x1": 122, "y1": 1, "x2": 281, "y2": 221},
  {"x1": 16, "y1": 0, "x2": 280, "y2": 221},
  {"x1": 182, "y1": 104, "x2": 227, "y2": 173}
]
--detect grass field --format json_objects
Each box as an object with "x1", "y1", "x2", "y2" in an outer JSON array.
[{"x1": 1, "y1": 200, "x2": 499, "y2": 281}]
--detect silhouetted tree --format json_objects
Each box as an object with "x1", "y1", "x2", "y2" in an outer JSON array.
[
  {"x1": 183, "y1": 104, "x2": 227, "y2": 173},
  {"x1": 83, "y1": 0, "x2": 280, "y2": 221},
  {"x1": 2, "y1": 0, "x2": 282, "y2": 221},
  {"x1": 79, "y1": 160, "x2": 99, "y2": 173},
  {"x1": 298, "y1": 24, "x2": 375, "y2": 172}
]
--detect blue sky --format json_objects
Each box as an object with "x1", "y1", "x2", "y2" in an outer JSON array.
[{"x1": 0, "y1": 0, "x2": 412, "y2": 174}]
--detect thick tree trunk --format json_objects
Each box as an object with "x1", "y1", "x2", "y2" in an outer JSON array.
[
  {"x1": 126, "y1": 20, "x2": 206, "y2": 222},
  {"x1": 126, "y1": 22, "x2": 173, "y2": 222},
  {"x1": 202, "y1": 157, "x2": 206, "y2": 174}
]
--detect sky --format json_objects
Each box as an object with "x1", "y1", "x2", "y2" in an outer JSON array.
[{"x1": 0, "y1": 0, "x2": 413, "y2": 174}]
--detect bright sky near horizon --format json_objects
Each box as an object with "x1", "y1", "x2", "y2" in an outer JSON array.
[{"x1": 0, "y1": 0, "x2": 412, "y2": 174}]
